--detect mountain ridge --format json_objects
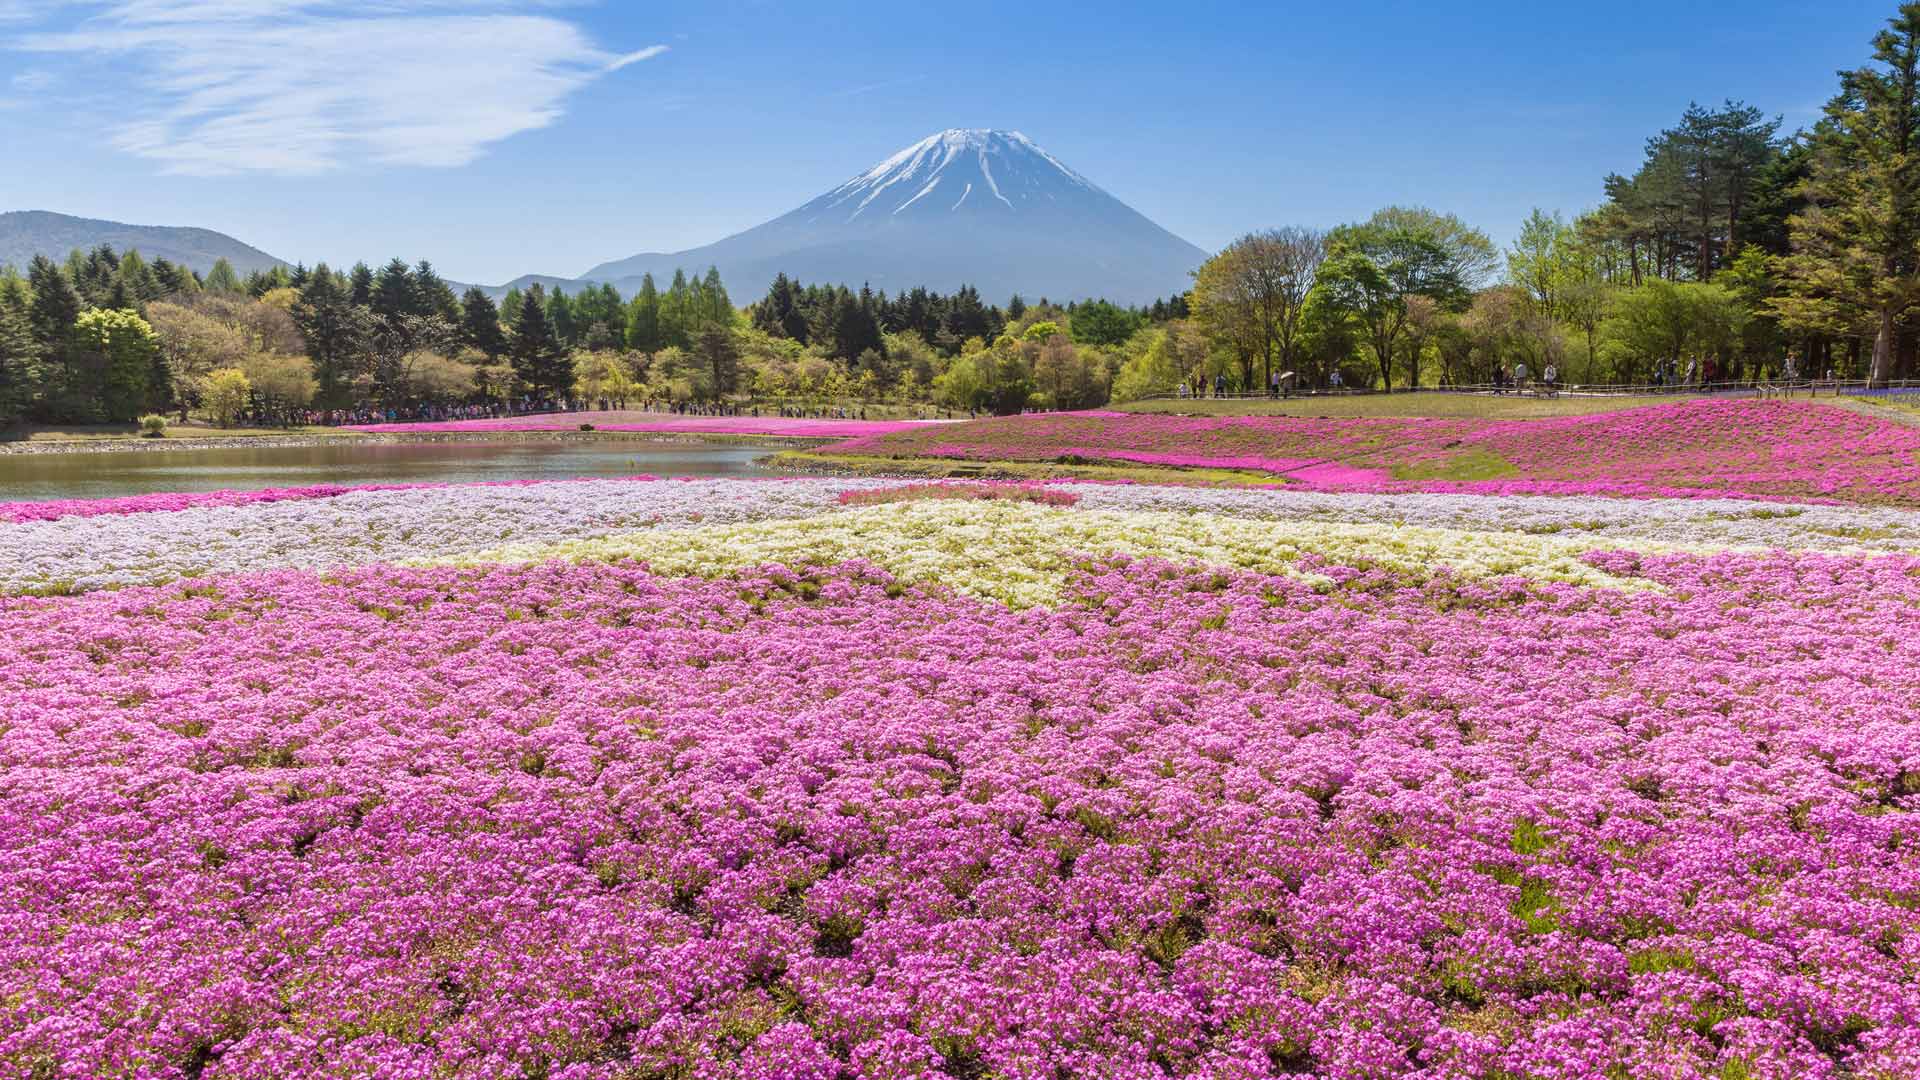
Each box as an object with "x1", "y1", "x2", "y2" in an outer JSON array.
[
  {"x1": 566, "y1": 129, "x2": 1206, "y2": 305},
  {"x1": 0, "y1": 210, "x2": 289, "y2": 277}
]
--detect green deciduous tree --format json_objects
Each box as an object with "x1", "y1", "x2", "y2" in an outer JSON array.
[
  {"x1": 74, "y1": 308, "x2": 161, "y2": 422},
  {"x1": 1319, "y1": 208, "x2": 1489, "y2": 389}
]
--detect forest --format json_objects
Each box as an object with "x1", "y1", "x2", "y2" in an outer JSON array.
[{"x1": 3, "y1": 3, "x2": 1920, "y2": 425}]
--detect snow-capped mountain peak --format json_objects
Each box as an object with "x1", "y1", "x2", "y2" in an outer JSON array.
[
  {"x1": 813, "y1": 129, "x2": 1100, "y2": 222},
  {"x1": 576, "y1": 127, "x2": 1206, "y2": 305}
]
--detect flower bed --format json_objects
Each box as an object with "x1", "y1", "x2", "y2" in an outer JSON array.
[
  {"x1": 1, "y1": 475, "x2": 1917, "y2": 1078},
  {"x1": 11, "y1": 480, "x2": 1920, "y2": 599},
  {"x1": 831, "y1": 401, "x2": 1920, "y2": 506},
  {"x1": 836, "y1": 482, "x2": 1080, "y2": 508},
  {"x1": 0, "y1": 477, "x2": 886, "y2": 595},
  {"x1": 0, "y1": 481, "x2": 437, "y2": 524}
]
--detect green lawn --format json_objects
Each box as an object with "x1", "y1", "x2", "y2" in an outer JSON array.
[
  {"x1": 774, "y1": 451, "x2": 1288, "y2": 487},
  {"x1": 1113, "y1": 393, "x2": 1694, "y2": 419}
]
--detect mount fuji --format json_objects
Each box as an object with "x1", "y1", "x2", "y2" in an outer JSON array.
[{"x1": 558, "y1": 130, "x2": 1207, "y2": 305}]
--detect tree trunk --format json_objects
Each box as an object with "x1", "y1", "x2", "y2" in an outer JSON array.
[{"x1": 1870, "y1": 307, "x2": 1896, "y2": 388}]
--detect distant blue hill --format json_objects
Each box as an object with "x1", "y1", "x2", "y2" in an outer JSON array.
[{"x1": 0, "y1": 210, "x2": 289, "y2": 277}]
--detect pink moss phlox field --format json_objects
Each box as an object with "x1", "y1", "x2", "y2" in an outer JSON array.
[
  {"x1": 832, "y1": 401, "x2": 1920, "y2": 505},
  {"x1": 836, "y1": 482, "x2": 1080, "y2": 507},
  {"x1": 344, "y1": 412, "x2": 942, "y2": 439},
  {"x1": 2, "y1": 548, "x2": 1917, "y2": 1078},
  {"x1": 0, "y1": 475, "x2": 686, "y2": 524},
  {"x1": 0, "y1": 482, "x2": 438, "y2": 524}
]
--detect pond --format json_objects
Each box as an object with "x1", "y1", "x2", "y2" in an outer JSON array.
[{"x1": 0, "y1": 439, "x2": 805, "y2": 502}]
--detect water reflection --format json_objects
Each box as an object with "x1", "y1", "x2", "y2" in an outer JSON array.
[{"x1": 0, "y1": 439, "x2": 802, "y2": 502}]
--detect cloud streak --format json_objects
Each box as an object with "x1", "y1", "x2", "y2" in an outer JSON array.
[{"x1": 14, "y1": 2, "x2": 666, "y2": 175}]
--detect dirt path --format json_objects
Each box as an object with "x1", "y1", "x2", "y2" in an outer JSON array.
[{"x1": 1817, "y1": 396, "x2": 1920, "y2": 429}]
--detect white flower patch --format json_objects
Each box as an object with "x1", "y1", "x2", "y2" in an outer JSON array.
[
  {"x1": 1064, "y1": 485, "x2": 1920, "y2": 554},
  {"x1": 0, "y1": 478, "x2": 890, "y2": 595},
  {"x1": 423, "y1": 500, "x2": 1675, "y2": 607}
]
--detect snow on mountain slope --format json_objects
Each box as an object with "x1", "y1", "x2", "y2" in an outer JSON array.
[{"x1": 576, "y1": 130, "x2": 1206, "y2": 304}]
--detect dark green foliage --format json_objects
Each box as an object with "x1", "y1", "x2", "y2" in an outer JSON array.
[
  {"x1": 347, "y1": 262, "x2": 374, "y2": 307},
  {"x1": 0, "y1": 273, "x2": 39, "y2": 424},
  {"x1": 460, "y1": 287, "x2": 506, "y2": 358},
  {"x1": 1069, "y1": 299, "x2": 1143, "y2": 347},
  {"x1": 510, "y1": 289, "x2": 570, "y2": 397},
  {"x1": 293, "y1": 267, "x2": 372, "y2": 407},
  {"x1": 371, "y1": 258, "x2": 417, "y2": 321}
]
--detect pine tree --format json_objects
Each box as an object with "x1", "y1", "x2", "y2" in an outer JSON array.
[
  {"x1": 460, "y1": 288, "x2": 507, "y2": 358},
  {"x1": 203, "y1": 258, "x2": 243, "y2": 294},
  {"x1": 1775, "y1": 3, "x2": 1920, "y2": 385},
  {"x1": 547, "y1": 289, "x2": 578, "y2": 347},
  {"x1": 945, "y1": 285, "x2": 993, "y2": 343},
  {"x1": 702, "y1": 267, "x2": 732, "y2": 325},
  {"x1": 117, "y1": 251, "x2": 162, "y2": 303},
  {"x1": 694, "y1": 323, "x2": 740, "y2": 396},
  {"x1": 0, "y1": 274, "x2": 40, "y2": 423},
  {"x1": 371, "y1": 258, "x2": 416, "y2": 321},
  {"x1": 348, "y1": 262, "x2": 375, "y2": 307},
  {"x1": 627, "y1": 273, "x2": 664, "y2": 354},
  {"x1": 662, "y1": 269, "x2": 693, "y2": 347},
  {"x1": 26, "y1": 255, "x2": 81, "y2": 356},
  {"x1": 293, "y1": 268, "x2": 371, "y2": 407},
  {"x1": 413, "y1": 260, "x2": 460, "y2": 320},
  {"x1": 510, "y1": 290, "x2": 569, "y2": 397}
]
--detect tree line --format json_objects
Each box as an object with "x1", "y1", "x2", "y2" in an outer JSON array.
[
  {"x1": 7, "y1": 2, "x2": 1920, "y2": 426},
  {"x1": 0, "y1": 240, "x2": 1188, "y2": 425},
  {"x1": 1160, "y1": 2, "x2": 1920, "y2": 397}
]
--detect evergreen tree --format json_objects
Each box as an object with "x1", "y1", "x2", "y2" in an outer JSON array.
[
  {"x1": 413, "y1": 260, "x2": 461, "y2": 320},
  {"x1": 0, "y1": 273, "x2": 39, "y2": 423},
  {"x1": 1775, "y1": 3, "x2": 1920, "y2": 386},
  {"x1": 547, "y1": 289, "x2": 578, "y2": 347},
  {"x1": 348, "y1": 262, "x2": 375, "y2": 307},
  {"x1": 510, "y1": 289, "x2": 569, "y2": 397},
  {"x1": 694, "y1": 323, "x2": 740, "y2": 397},
  {"x1": 74, "y1": 244, "x2": 119, "y2": 304},
  {"x1": 117, "y1": 251, "x2": 162, "y2": 303},
  {"x1": 148, "y1": 257, "x2": 197, "y2": 297},
  {"x1": 203, "y1": 258, "x2": 243, "y2": 294},
  {"x1": 591, "y1": 283, "x2": 628, "y2": 344},
  {"x1": 500, "y1": 286, "x2": 525, "y2": 331},
  {"x1": 26, "y1": 256, "x2": 82, "y2": 389},
  {"x1": 245, "y1": 266, "x2": 290, "y2": 297},
  {"x1": 701, "y1": 266, "x2": 732, "y2": 324},
  {"x1": 945, "y1": 285, "x2": 994, "y2": 343},
  {"x1": 29, "y1": 253, "x2": 97, "y2": 420},
  {"x1": 661, "y1": 269, "x2": 696, "y2": 347},
  {"x1": 293, "y1": 267, "x2": 371, "y2": 407},
  {"x1": 459, "y1": 287, "x2": 507, "y2": 358},
  {"x1": 371, "y1": 258, "x2": 417, "y2": 321},
  {"x1": 627, "y1": 273, "x2": 664, "y2": 354}
]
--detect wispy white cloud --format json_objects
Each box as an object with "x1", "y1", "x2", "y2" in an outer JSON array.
[
  {"x1": 11, "y1": 69, "x2": 56, "y2": 91},
  {"x1": 826, "y1": 75, "x2": 926, "y2": 100},
  {"x1": 12, "y1": 2, "x2": 667, "y2": 175}
]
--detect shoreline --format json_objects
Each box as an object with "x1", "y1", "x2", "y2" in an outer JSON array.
[{"x1": 0, "y1": 429, "x2": 844, "y2": 456}]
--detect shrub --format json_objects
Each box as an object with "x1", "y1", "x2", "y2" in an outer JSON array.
[{"x1": 138, "y1": 414, "x2": 169, "y2": 438}]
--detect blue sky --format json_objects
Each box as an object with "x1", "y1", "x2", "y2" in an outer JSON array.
[{"x1": 0, "y1": 1, "x2": 1903, "y2": 286}]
